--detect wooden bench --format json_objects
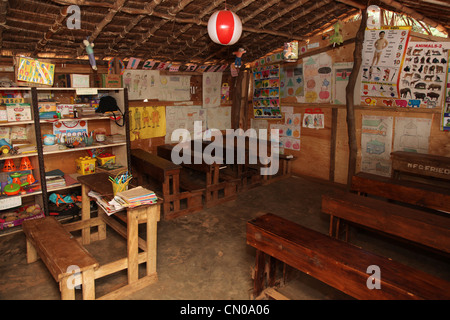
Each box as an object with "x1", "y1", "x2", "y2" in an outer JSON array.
[
  {"x1": 321, "y1": 191, "x2": 450, "y2": 254},
  {"x1": 157, "y1": 144, "x2": 238, "y2": 208},
  {"x1": 351, "y1": 172, "x2": 450, "y2": 213},
  {"x1": 22, "y1": 217, "x2": 99, "y2": 300},
  {"x1": 247, "y1": 213, "x2": 450, "y2": 300},
  {"x1": 131, "y1": 148, "x2": 203, "y2": 220},
  {"x1": 391, "y1": 151, "x2": 450, "y2": 183}
]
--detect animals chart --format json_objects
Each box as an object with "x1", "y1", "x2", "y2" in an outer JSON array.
[
  {"x1": 360, "y1": 27, "x2": 411, "y2": 100},
  {"x1": 302, "y1": 53, "x2": 332, "y2": 103},
  {"x1": 398, "y1": 42, "x2": 450, "y2": 108},
  {"x1": 361, "y1": 115, "x2": 393, "y2": 177},
  {"x1": 253, "y1": 64, "x2": 282, "y2": 119},
  {"x1": 443, "y1": 62, "x2": 450, "y2": 131}
]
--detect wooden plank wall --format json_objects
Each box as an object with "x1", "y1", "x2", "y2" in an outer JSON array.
[{"x1": 247, "y1": 19, "x2": 450, "y2": 185}]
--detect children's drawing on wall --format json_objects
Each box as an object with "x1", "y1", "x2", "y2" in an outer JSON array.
[
  {"x1": 361, "y1": 115, "x2": 393, "y2": 177},
  {"x1": 302, "y1": 108, "x2": 324, "y2": 129},
  {"x1": 206, "y1": 107, "x2": 231, "y2": 131},
  {"x1": 159, "y1": 75, "x2": 191, "y2": 101},
  {"x1": 398, "y1": 42, "x2": 450, "y2": 109},
  {"x1": 124, "y1": 70, "x2": 160, "y2": 100},
  {"x1": 280, "y1": 65, "x2": 303, "y2": 98},
  {"x1": 302, "y1": 53, "x2": 332, "y2": 103},
  {"x1": 393, "y1": 117, "x2": 431, "y2": 154},
  {"x1": 361, "y1": 26, "x2": 411, "y2": 102},
  {"x1": 333, "y1": 62, "x2": 353, "y2": 104},
  {"x1": 165, "y1": 106, "x2": 206, "y2": 143},
  {"x1": 203, "y1": 72, "x2": 222, "y2": 108},
  {"x1": 130, "y1": 106, "x2": 166, "y2": 141}
]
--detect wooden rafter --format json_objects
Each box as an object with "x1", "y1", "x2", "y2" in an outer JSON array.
[
  {"x1": 102, "y1": 0, "x2": 164, "y2": 58},
  {"x1": 129, "y1": 0, "x2": 194, "y2": 54},
  {"x1": 33, "y1": 6, "x2": 69, "y2": 56},
  {"x1": 76, "y1": 0, "x2": 127, "y2": 57},
  {"x1": 378, "y1": 0, "x2": 448, "y2": 35}
]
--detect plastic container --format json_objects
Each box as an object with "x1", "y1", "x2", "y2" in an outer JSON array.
[
  {"x1": 97, "y1": 153, "x2": 116, "y2": 166},
  {"x1": 76, "y1": 156, "x2": 96, "y2": 175}
]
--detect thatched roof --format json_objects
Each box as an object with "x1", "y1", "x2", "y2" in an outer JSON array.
[{"x1": 0, "y1": 0, "x2": 449, "y2": 70}]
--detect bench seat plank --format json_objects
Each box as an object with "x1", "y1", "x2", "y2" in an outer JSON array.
[
  {"x1": 22, "y1": 217, "x2": 99, "y2": 282},
  {"x1": 352, "y1": 172, "x2": 450, "y2": 213},
  {"x1": 322, "y1": 192, "x2": 450, "y2": 254},
  {"x1": 247, "y1": 213, "x2": 450, "y2": 300}
]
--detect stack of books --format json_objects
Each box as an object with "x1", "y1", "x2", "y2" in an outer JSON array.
[
  {"x1": 45, "y1": 169, "x2": 66, "y2": 189},
  {"x1": 115, "y1": 186, "x2": 157, "y2": 208}
]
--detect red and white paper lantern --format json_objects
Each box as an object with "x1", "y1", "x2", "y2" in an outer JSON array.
[{"x1": 207, "y1": 10, "x2": 242, "y2": 45}]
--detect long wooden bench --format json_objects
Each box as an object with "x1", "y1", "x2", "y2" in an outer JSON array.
[
  {"x1": 351, "y1": 172, "x2": 450, "y2": 213},
  {"x1": 321, "y1": 191, "x2": 450, "y2": 254},
  {"x1": 247, "y1": 213, "x2": 450, "y2": 300},
  {"x1": 130, "y1": 148, "x2": 203, "y2": 220},
  {"x1": 22, "y1": 217, "x2": 99, "y2": 300},
  {"x1": 157, "y1": 144, "x2": 238, "y2": 208}
]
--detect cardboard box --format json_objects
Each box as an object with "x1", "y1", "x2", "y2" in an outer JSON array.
[
  {"x1": 102, "y1": 74, "x2": 122, "y2": 88},
  {"x1": 6, "y1": 103, "x2": 32, "y2": 122},
  {"x1": 38, "y1": 101, "x2": 57, "y2": 113}
]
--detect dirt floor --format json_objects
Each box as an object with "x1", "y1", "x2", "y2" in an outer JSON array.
[{"x1": 0, "y1": 175, "x2": 449, "y2": 301}]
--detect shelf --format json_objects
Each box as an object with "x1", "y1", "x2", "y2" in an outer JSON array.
[
  {"x1": 0, "y1": 152, "x2": 38, "y2": 160},
  {"x1": 0, "y1": 120, "x2": 35, "y2": 126},
  {"x1": 43, "y1": 142, "x2": 126, "y2": 155},
  {"x1": 40, "y1": 116, "x2": 111, "y2": 123}
]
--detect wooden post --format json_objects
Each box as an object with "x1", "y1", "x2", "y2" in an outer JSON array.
[{"x1": 345, "y1": 5, "x2": 367, "y2": 187}]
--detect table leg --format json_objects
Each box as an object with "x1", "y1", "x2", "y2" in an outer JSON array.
[
  {"x1": 146, "y1": 205, "x2": 159, "y2": 275},
  {"x1": 127, "y1": 208, "x2": 139, "y2": 284},
  {"x1": 81, "y1": 184, "x2": 91, "y2": 245}
]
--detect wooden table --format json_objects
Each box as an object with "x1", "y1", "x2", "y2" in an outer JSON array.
[{"x1": 76, "y1": 172, "x2": 160, "y2": 299}]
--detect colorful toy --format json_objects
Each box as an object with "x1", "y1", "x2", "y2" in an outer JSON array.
[
  {"x1": 207, "y1": 10, "x2": 242, "y2": 45},
  {"x1": 83, "y1": 38, "x2": 97, "y2": 71},
  {"x1": 233, "y1": 48, "x2": 246, "y2": 68},
  {"x1": 2, "y1": 159, "x2": 16, "y2": 172},
  {"x1": 0, "y1": 139, "x2": 12, "y2": 154}
]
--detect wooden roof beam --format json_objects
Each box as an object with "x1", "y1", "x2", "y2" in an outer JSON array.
[
  {"x1": 378, "y1": 0, "x2": 448, "y2": 35},
  {"x1": 33, "y1": 6, "x2": 69, "y2": 56},
  {"x1": 102, "y1": 0, "x2": 164, "y2": 58}
]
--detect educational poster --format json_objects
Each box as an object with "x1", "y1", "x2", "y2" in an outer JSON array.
[
  {"x1": 165, "y1": 105, "x2": 206, "y2": 143},
  {"x1": 360, "y1": 27, "x2": 411, "y2": 100},
  {"x1": 129, "y1": 106, "x2": 166, "y2": 141},
  {"x1": 206, "y1": 106, "x2": 231, "y2": 130},
  {"x1": 123, "y1": 70, "x2": 160, "y2": 100},
  {"x1": 398, "y1": 42, "x2": 450, "y2": 108},
  {"x1": 253, "y1": 64, "x2": 282, "y2": 119},
  {"x1": 280, "y1": 65, "x2": 303, "y2": 98},
  {"x1": 159, "y1": 74, "x2": 191, "y2": 101},
  {"x1": 443, "y1": 62, "x2": 450, "y2": 131},
  {"x1": 393, "y1": 117, "x2": 431, "y2": 154},
  {"x1": 53, "y1": 120, "x2": 88, "y2": 144},
  {"x1": 16, "y1": 57, "x2": 55, "y2": 86},
  {"x1": 203, "y1": 72, "x2": 222, "y2": 108},
  {"x1": 303, "y1": 53, "x2": 332, "y2": 103},
  {"x1": 361, "y1": 115, "x2": 393, "y2": 177},
  {"x1": 333, "y1": 62, "x2": 353, "y2": 104}
]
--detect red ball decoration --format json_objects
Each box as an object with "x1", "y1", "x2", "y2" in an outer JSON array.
[{"x1": 207, "y1": 10, "x2": 242, "y2": 45}]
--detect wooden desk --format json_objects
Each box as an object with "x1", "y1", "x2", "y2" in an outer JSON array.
[
  {"x1": 391, "y1": 151, "x2": 450, "y2": 181},
  {"x1": 76, "y1": 172, "x2": 160, "y2": 299}
]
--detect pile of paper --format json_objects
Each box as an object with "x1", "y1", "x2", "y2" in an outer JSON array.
[{"x1": 115, "y1": 186, "x2": 157, "y2": 208}]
